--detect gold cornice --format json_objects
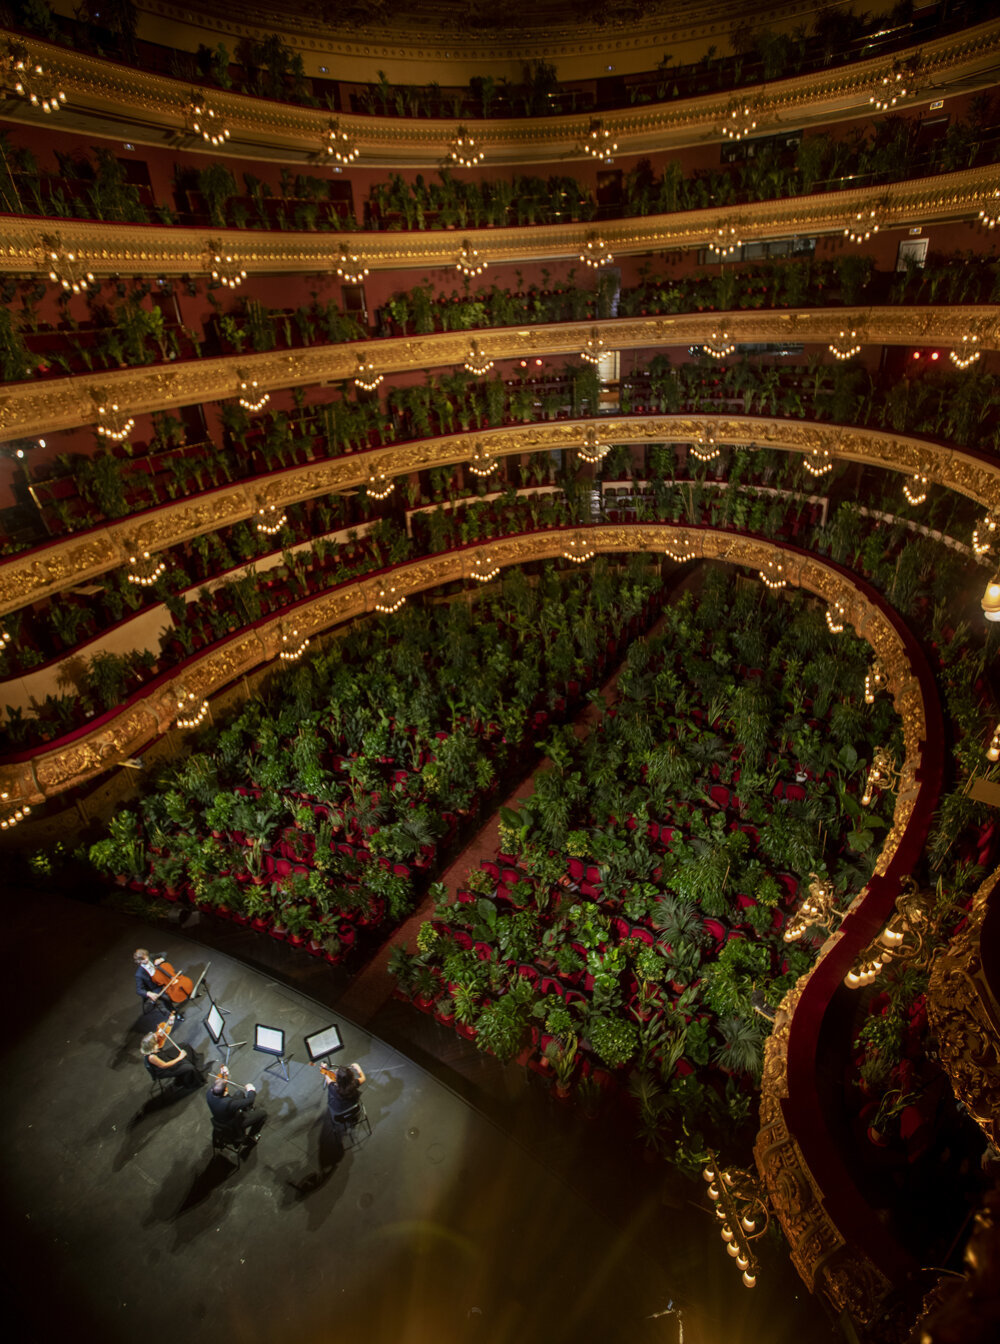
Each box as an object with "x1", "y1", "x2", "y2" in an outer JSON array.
[
  {"x1": 1, "y1": 413, "x2": 996, "y2": 619},
  {"x1": 1, "y1": 167, "x2": 995, "y2": 282},
  {"x1": 3, "y1": 305, "x2": 995, "y2": 441},
  {"x1": 13, "y1": 22, "x2": 1000, "y2": 164},
  {"x1": 0, "y1": 527, "x2": 920, "y2": 805},
  {"x1": 927, "y1": 869, "x2": 1000, "y2": 1151}
]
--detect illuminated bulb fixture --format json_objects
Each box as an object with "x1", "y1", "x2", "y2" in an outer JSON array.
[
  {"x1": 690, "y1": 428, "x2": 720, "y2": 463},
  {"x1": 577, "y1": 426, "x2": 609, "y2": 465},
  {"x1": 279, "y1": 624, "x2": 310, "y2": 662},
  {"x1": 0, "y1": 626, "x2": 10, "y2": 649},
  {"x1": 44, "y1": 238, "x2": 94, "y2": 294},
  {"x1": 903, "y1": 473, "x2": 928, "y2": 506},
  {"x1": 759, "y1": 559, "x2": 786, "y2": 590},
  {"x1": 448, "y1": 126, "x2": 484, "y2": 168},
  {"x1": 374, "y1": 583, "x2": 405, "y2": 614},
  {"x1": 979, "y1": 189, "x2": 1000, "y2": 230},
  {"x1": 6, "y1": 47, "x2": 65, "y2": 113},
  {"x1": 580, "y1": 233, "x2": 613, "y2": 269},
  {"x1": 950, "y1": 333, "x2": 981, "y2": 369},
  {"x1": 802, "y1": 445, "x2": 834, "y2": 477},
  {"x1": 95, "y1": 400, "x2": 135, "y2": 444},
  {"x1": 468, "y1": 441, "x2": 499, "y2": 477},
  {"x1": 471, "y1": 554, "x2": 500, "y2": 583},
  {"x1": 986, "y1": 724, "x2": 1000, "y2": 764},
  {"x1": 721, "y1": 101, "x2": 757, "y2": 141},
  {"x1": 869, "y1": 67, "x2": 910, "y2": 112},
  {"x1": 708, "y1": 223, "x2": 742, "y2": 259},
  {"x1": 354, "y1": 355, "x2": 383, "y2": 392},
  {"x1": 825, "y1": 601, "x2": 846, "y2": 634},
  {"x1": 0, "y1": 790, "x2": 31, "y2": 830},
  {"x1": 783, "y1": 873, "x2": 840, "y2": 943},
  {"x1": 256, "y1": 503, "x2": 288, "y2": 535},
  {"x1": 581, "y1": 329, "x2": 605, "y2": 365},
  {"x1": 861, "y1": 746, "x2": 898, "y2": 807},
  {"x1": 175, "y1": 688, "x2": 209, "y2": 730},
  {"x1": 186, "y1": 97, "x2": 229, "y2": 146},
  {"x1": 701, "y1": 1149, "x2": 769, "y2": 1291},
  {"x1": 456, "y1": 240, "x2": 486, "y2": 278},
  {"x1": 581, "y1": 119, "x2": 618, "y2": 163},
  {"x1": 464, "y1": 340, "x2": 494, "y2": 376},
  {"x1": 972, "y1": 511, "x2": 998, "y2": 558},
  {"x1": 829, "y1": 329, "x2": 862, "y2": 360},
  {"x1": 844, "y1": 208, "x2": 879, "y2": 244},
  {"x1": 563, "y1": 532, "x2": 595, "y2": 564},
  {"x1": 237, "y1": 374, "x2": 269, "y2": 412},
  {"x1": 322, "y1": 119, "x2": 359, "y2": 166},
  {"x1": 664, "y1": 536, "x2": 695, "y2": 563},
  {"x1": 704, "y1": 330, "x2": 735, "y2": 360},
  {"x1": 336, "y1": 245, "x2": 369, "y2": 283},
  {"x1": 864, "y1": 660, "x2": 886, "y2": 704},
  {"x1": 210, "y1": 248, "x2": 247, "y2": 289},
  {"x1": 982, "y1": 571, "x2": 1000, "y2": 622},
  {"x1": 847, "y1": 879, "x2": 932, "y2": 988},
  {"x1": 126, "y1": 548, "x2": 167, "y2": 587},
  {"x1": 366, "y1": 467, "x2": 395, "y2": 500}
]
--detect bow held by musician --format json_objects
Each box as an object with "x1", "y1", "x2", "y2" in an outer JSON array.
[
  {"x1": 207, "y1": 1065, "x2": 267, "y2": 1145},
  {"x1": 140, "y1": 1012, "x2": 203, "y2": 1090},
  {"x1": 133, "y1": 948, "x2": 193, "y2": 1021}
]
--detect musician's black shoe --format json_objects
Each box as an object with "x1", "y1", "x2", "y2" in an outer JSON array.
[{"x1": 173, "y1": 1012, "x2": 185, "y2": 1022}]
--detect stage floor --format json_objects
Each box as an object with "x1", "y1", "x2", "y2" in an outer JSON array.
[{"x1": 1, "y1": 891, "x2": 835, "y2": 1344}]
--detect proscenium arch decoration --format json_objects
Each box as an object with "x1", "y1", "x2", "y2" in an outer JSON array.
[
  {"x1": 2, "y1": 414, "x2": 998, "y2": 619},
  {"x1": 1, "y1": 307, "x2": 997, "y2": 442}
]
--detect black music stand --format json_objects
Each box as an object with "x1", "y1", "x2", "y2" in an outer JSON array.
[
  {"x1": 304, "y1": 1023, "x2": 344, "y2": 1067},
  {"x1": 254, "y1": 1023, "x2": 290, "y2": 1081},
  {"x1": 204, "y1": 996, "x2": 245, "y2": 1066}
]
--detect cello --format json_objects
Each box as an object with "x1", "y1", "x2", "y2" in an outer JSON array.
[{"x1": 150, "y1": 957, "x2": 194, "y2": 1008}]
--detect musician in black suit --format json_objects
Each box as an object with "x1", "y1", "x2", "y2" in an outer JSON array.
[{"x1": 207, "y1": 1067, "x2": 267, "y2": 1144}]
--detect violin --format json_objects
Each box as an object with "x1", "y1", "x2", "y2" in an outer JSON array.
[
  {"x1": 152, "y1": 1013, "x2": 183, "y2": 1058},
  {"x1": 150, "y1": 958, "x2": 194, "y2": 1007},
  {"x1": 208, "y1": 1065, "x2": 252, "y2": 1095},
  {"x1": 310, "y1": 1060, "x2": 338, "y2": 1085}
]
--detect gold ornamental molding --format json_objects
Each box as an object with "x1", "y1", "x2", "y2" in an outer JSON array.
[
  {"x1": 0, "y1": 165, "x2": 996, "y2": 286},
  {"x1": 3, "y1": 305, "x2": 996, "y2": 442},
  {"x1": 2, "y1": 413, "x2": 998, "y2": 618},
  {"x1": 8, "y1": 23, "x2": 1000, "y2": 164},
  {"x1": 0, "y1": 526, "x2": 925, "y2": 808},
  {"x1": 927, "y1": 868, "x2": 1000, "y2": 1150}
]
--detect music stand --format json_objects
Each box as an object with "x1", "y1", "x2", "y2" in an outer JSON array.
[
  {"x1": 189, "y1": 961, "x2": 211, "y2": 1001},
  {"x1": 254, "y1": 1023, "x2": 290, "y2": 1081},
  {"x1": 304, "y1": 1023, "x2": 344, "y2": 1066},
  {"x1": 203, "y1": 996, "x2": 245, "y2": 1066}
]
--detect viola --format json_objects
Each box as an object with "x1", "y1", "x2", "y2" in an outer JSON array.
[
  {"x1": 151, "y1": 958, "x2": 194, "y2": 1006},
  {"x1": 310, "y1": 1061, "x2": 338, "y2": 1085}
]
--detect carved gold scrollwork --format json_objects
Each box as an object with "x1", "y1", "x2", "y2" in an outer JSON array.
[{"x1": 927, "y1": 869, "x2": 1000, "y2": 1150}]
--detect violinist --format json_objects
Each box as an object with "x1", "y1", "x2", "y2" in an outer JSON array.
[
  {"x1": 207, "y1": 1066, "x2": 266, "y2": 1145},
  {"x1": 133, "y1": 948, "x2": 191, "y2": 1021},
  {"x1": 140, "y1": 1012, "x2": 203, "y2": 1090},
  {"x1": 323, "y1": 1062, "x2": 366, "y2": 1122}
]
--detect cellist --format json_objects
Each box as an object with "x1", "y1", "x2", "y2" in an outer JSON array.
[{"x1": 133, "y1": 948, "x2": 191, "y2": 1021}]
